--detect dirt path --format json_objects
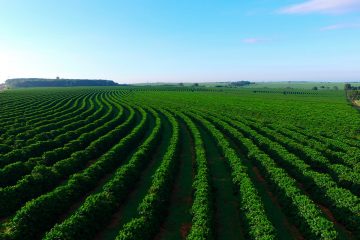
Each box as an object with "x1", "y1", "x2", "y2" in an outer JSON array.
[
  {"x1": 94, "y1": 112, "x2": 172, "y2": 240},
  {"x1": 198, "y1": 124, "x2": 244, "y2": 240},
  {"x1": 229, "y1": 118, "x2": 354, "y2": 239},
  {"x1": 251, "y1": 166, "x2": 304, "y2": 240},
  {"x1": 296, "y1": 182, "x2": 353, "y2": 240},
  {"x1": 56, "y1": 108, "x2": 153, "y2": 225},
  {"x1": 216, "y1": 122, "x2": 301, "y2": 240},
  {"x1": 154, "y1": 118, "x2": 194, "y2": 240}
]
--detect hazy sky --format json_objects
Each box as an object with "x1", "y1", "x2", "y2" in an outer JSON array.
[{"x1": 1, "y1": 0, "x2": 360, "y2": 84}]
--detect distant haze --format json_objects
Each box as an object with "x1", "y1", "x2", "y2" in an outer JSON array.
[{"x1": 1, "y1": 0, "x2": 360, "y2": 84}]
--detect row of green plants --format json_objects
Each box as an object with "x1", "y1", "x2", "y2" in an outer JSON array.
[
  {"x1": 0, "y1": 103, "x2": 136, "y2": 218},
  {"x1": 0, "y1": 92, "x2": 114, "y2": 187},
  {"x1": 0, "y1": 87, "x2": 358, "y2": 239},
  {"x1": 1, "y1": 91, "x2": 92, "y2": 141},
  {"x1": 26, "y1": 92, "x2": 105, "y2": 145},
  {"x1": 4, "y1": 106, "x2": 150, "y2": 240},
  {"x1": 190, "y1": 111, "x2": 277, "y2": 240},
  {"x1": 176, "y1": 112, "x2": 213, "y2": 240},
  {"x1": 43, "y1": 107, "x2": 162, "y2": 239},
  {"x1": 128, "y1": 88, "x2": 360, "y2": 237},
  {"x1": 0, "y1": 93, "x2": 100, "y2": 167},
  {"x1": 270, "y1": 125, "x2": 357, "y2": 168},
  {"x1": 0, "y1": 92, "x2": 108, "y2": 168},
  {"x1": 248, "y1": 122, "x2": 360, "y2": 195},
  {"x1": 0, "y1": 93, "x2": 85, "y2": 144},
  {"x1": 222, "y1": 116, "x2": 359, "y2": 235},
  {"x1": 115, "y1": 109, "x2": 179, "y2": 240},
  {"x1": 18, "y1": 92, "x2": 102, "y2": 141},
  {"x1": 270, "y1": 122, "x2": 360, "y2": 157},
  {"x1": 12, "y1": 93, "x2": 94, "y2": 142},
  {"x1": 0, "y1": 89, "x2": 113, "y2": 141},
  {"x1": 204, "y1": 113, "x2": 338, "y2": 239},
  {"x1": 204, "y1": 107, "x2": 359, "y2": 172},
  {"x1": 0, "y1": 90, "x2": 78, "y2": 126},
  {"x1": 1, "y1": 90, "x2": 96, "y2": 155},
  {"x1": 0, "y1": 92, "x2": 52, "y2": 114}
]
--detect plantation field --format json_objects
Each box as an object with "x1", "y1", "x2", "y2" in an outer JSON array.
[
  {"x1": 242, "y1": 82, "x2": 360, "y2": 90},
  {"x1": 135, "y1": 81, "x2": 360, "y2": 90},
  {"x1": 0, "y1": 86, "x2": 359, "y2": 240}
]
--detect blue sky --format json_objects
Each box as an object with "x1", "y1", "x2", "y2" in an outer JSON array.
[{"x1": 1, "y1": 0, "x2": 360, "y2": 83}]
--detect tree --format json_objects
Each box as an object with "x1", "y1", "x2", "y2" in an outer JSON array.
[
  {"x1": 312, "y1": 86, "x2": 318, "y2": 90},
  {"x1": 230, "y1": 81, "x2": 251, "y2": 87}
]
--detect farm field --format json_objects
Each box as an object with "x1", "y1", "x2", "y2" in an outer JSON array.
[
  {"x1": 242, "y1": 82, "x2": 360, "y2": 90},
  {"x1": 0, "y1": 86, "x2": 360, "y2": 240},
  {"x1": 135, "y1": 82, "x2": 360, "y2": 90}
]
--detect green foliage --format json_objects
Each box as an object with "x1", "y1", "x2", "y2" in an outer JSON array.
[
  {"x1": 115, "y1": 109, "x2": 179, "y2": 240},
  {"x1": 5, "y1": 78, "x2": 119, "y2": 88},
  {"x1": 0, "y1": 86, "x2": 359, "y2": 240}
]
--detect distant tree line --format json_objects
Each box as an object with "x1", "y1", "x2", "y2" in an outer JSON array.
[
  {"x1": 311, "y1": 86, "x2": 339, "y2": 90},
  {"x1": 344, "y1": 84, "x2": 360, "y2": 103},
  {"x1": 345, "y1": 84, "x2": 360, "y2": 91},
  {"x1": 253, "y1": 90, "x2": 317, "y2": 95},
  {"x1": 230, "y1": 81, "x2": 252, "y2": 87},
  {"x1": 5, "y1": 78, "x2": 120, "y2": 88}
]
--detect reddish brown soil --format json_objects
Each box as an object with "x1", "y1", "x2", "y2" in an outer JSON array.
[
  {"x1": 253, "y1": 166, "x2": 265, "y2": 182},
  {"x1": 252, "y1": 166, "x2": 304, "y2": 240},
  {"x1": 154, "y1": 121, "x2": 195, "y2": 240},
  {"x1": 180, "y1": 223, "x2": 192, "y2": 239},
  {"x1": 58, "y1": 173, "x2": 113, "y2": 223},
  {"x1": 106, "y1": 205, "x2": 124, "y2": 229},
  {"x1": 296, "y1": 182, "x2": 353, "y2": 239},
  {"x1": 318, "y1": 203, "x2": 353, "y2": 238},
  {"x1": 183, "y1": 196, "x2": 192, "y2": 205}
]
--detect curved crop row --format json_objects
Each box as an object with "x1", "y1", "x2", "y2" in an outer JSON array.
[
  {"x1": 0, "y1": 94, "x2": 77, "y2": 139},
  {"x1": 0, "y1": 92, "x2": 113, "y2": 187},
  {"x1": 176, "y1": 112, "x2": 213, "y2": 240},
  {"x1": 0, "y1": 92, "x2": 98, "y2": 155},
  {"x1": 4, "y1": 105, "x2": 149, "y2": 240},
  {"x1": 115, "y1": 109, "x2": 179, "y2": 240},
  {"x1": 10, "y1": 92, "x2": 98, "y2": 142},
  {"x1": 0, "y1": 103, "x2": 135, "y2": 218},
  {"x1": 0, "y1": 91, "x2": 76, "y2": 123},
  {"x1": 43, "y1": 107, "x2": 161, "y2": 240},
  {"x1": 269, "y1": 125, "x2": 358, "y2": 168},
  {"x1": 218, "y1": 115, "x2": 360, "y2": 235},
  {"x1": 0, "y1": 92, "x2": 103, "y2": 168},
  {"x1": 189, "y1": 111, "x2": 276, "y2": 240},
  {"x1": 202, "y1": 112, "x2": 338, "y2": 240},
  {"x1": 0, "y1": 91, "x2": 90, "y2": 138},
  {"x1": 247, "y1": 123, "x2": 360, "y2": 195}
]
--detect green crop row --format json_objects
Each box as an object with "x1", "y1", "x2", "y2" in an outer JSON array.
[
  {"x1": 43, "y1": 107, "x2": 161, "y2": 240},
  {"x1": 204, "y1": 113, "x2": 338, "y2": 239},
  {"x1": 115, "y1": 109, "x2": 179, "y2": 240},
  {"x1": 4, "y1": 106, "x2": 149, "y2": 240},
  {"x1": 0, "y1": 103, "x2": 135, "y2": 218}
]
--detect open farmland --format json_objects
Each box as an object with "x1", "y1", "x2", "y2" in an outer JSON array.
[{"x1": 0, "y1": 86, "x2": 360, "y2": 240}]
